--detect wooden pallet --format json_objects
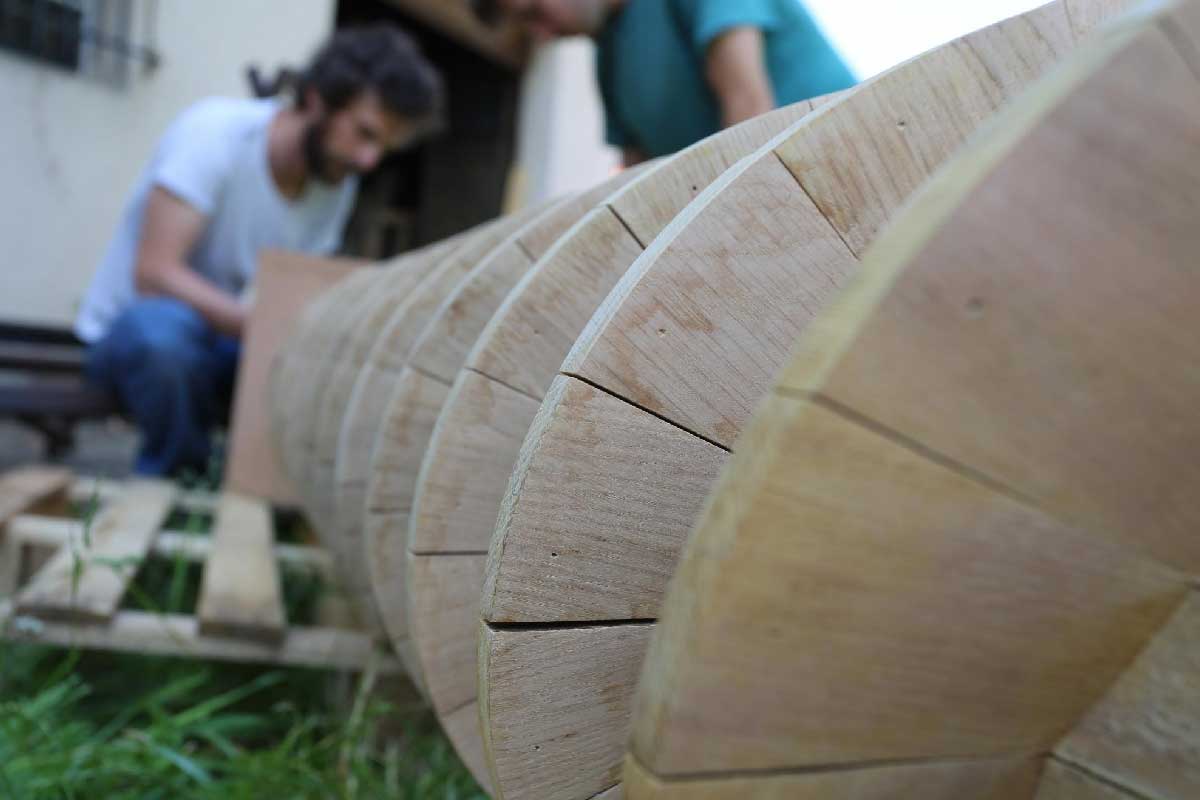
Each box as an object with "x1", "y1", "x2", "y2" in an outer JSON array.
[{"x1": 0, "y1": 467, "x2": 397, "y2": 673}]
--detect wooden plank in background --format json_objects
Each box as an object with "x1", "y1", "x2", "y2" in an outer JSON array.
[
  {"x1": 197, "y1": 493, "x2": 286, "y2": 643},
  {"x1": 224, "y1": 250, "x2": 364, "y2": 505},
  {"x1": 16, "y1": 480, "x2": 175, "y2": 622}
]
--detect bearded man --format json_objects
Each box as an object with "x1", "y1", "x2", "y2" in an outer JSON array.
[{"x1": 75, "y1": 25, "x2": 442, "y2": 476}]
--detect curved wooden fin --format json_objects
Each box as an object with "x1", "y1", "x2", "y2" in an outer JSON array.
[
  {"x1": 480, "y1": 1, "x2": 1141, "y2": 798},
  {"x1": 632, "y1": 3, "x2": 1200, "y2": 796}
]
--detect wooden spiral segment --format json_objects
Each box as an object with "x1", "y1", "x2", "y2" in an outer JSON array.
[
  {"x1": 476, "y1": 1, "x2": 1137, "y2": 798},
  {"x1": 301, "y1": 231, "x2": 473, "y2": 520},
  {"x1": 292, "y1": 240, "x2": 466, "y2": 527},
  {"x1": 296, "y1": 230, "x2": 479, "y2": 631},
  {"x1": 356, "y1": 173, "x2": 660, "y2": 787},
  {"x1": 340, "y1": 201, "x2": 568, "y2": 675},
  {"x1": 404, "y1": 99, "x2": 834, "y2": 793},
  {"x1": 273, "y1": 209, "x2": 547, "y2": 632},
  {"x1": 272, "y1": 265, "x2": 378, "y2": 494},
  {"x1": 268, "y1": 235, "x2": 489, "y2": 632},
  {"x1": 273, "y1": 244, "x2": 442, "y2": 515},
  {"x1": 348, "y1": 192, "x2": 592, "y2": 679},
  {"x1": 627, "y1": 1, "x2": 1200, "y2": 797}
]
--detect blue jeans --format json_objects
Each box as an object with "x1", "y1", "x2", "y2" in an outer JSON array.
[{"x1": 84, "y1": 298, "x2": 240, "y2": 477}]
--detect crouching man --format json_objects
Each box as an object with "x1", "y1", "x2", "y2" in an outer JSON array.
[{"x1": 75, "y1": 25, "x2": 441, "y2": 476}]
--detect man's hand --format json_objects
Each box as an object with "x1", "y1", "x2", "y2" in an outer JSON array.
[
  {"x1": 706, "y1": 26, "x2": 776, "y2": 129},
  {"x1": 135, "y1": 187, "x2": 248, "y2": 338},
  {"x1": 622, "y1": 147, "x2": 648, "y2": 168}
]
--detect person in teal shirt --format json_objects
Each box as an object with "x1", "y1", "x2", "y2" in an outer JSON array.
[{"x1": 470, "y1": 0, "x2": 856, "y2": 163}]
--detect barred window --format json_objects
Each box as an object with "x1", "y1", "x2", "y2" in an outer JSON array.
[{"x1": 0, "y1": 0, "x2": 159, "y2": 86}]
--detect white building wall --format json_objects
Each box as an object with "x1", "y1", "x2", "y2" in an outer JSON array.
[{"x1": 0, "y1": 0, "x2": 337, "y2": 328}]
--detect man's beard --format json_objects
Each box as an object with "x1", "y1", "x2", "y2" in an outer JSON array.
[{"x1": 302, "y1": 118, "x2": 347, "y2": 185}]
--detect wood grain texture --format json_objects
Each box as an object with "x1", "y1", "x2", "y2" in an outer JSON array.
[
  {"x1": 539, "y1": 0, "x2": 1107, "y2": 630},
  {"x1": 480, "y1": 621, "x2": 653, "y2": 800},
  {"x1": 356, "y1": 184, "x2": 607, "y2": 632},
  {"x1": 518, "y1": 165, "x2": 649, "y2": 261},
  {"x1": 359, "y1": 372, "x2": 451, "y2": 677},
  {"x1": 775, "y1": 1, "x2": 1073, "y2": 257},
  {"x1": 355, "y1": 182, "x2": 626, "y2": 786},
  {"x1": 484, "y1": 376, "x2": 725, "y2": 623},
  {"x1": 633, "y1": 398, "x2": 1185, "y2": 774},
  {"x1": 329, "y1": 216, "x2": 526, "y2": 630},
  {"x1": 336, "y1": 213, "x2": 531, "y2": 495},
  {"x1": 1035, "y1": 761, "x2": 1138, "y2": 799},
  {"x1": 412, "y1": 125, "x2": 817, "y2": 787},
  {"x1": 298, "y1": 264, "x2": 409, "y2": 524},
  {"x1": 273, "y1": 266, "x2": 379, "y2": 505},
  {"x1": 439, "y1": 102, "x2": 819, "y2": 563},
  {"x1": 564, "y1": 148, "x2": 857, "y2": 447},
  {"x1": 1067, "y1": 0, "x2": 1142, "y2": 38},
  {"x1": 300, "y1": 244, "x2": 456, "y2": 627},
  {"x1": 407, "y1": 553, "x2": 487, "y2": 713},
  {"x1": 16, "y1": 481, "x2": 176, "y2": 622},
  {"x1": 479, "y1": 4, "x2": 1127, "y2": 796},
  {"x1": 467, "y1": 207, "x2": 645, "y2": 399},
  {"x1": 410, "y1": 371, "x2": 541, "y2": 554},
  {"x1": 366, "y1": 368, "x2": 450, "y2": 517},
  {"x1": 786, "y1": 20, "x2": 1200, "y2": 574},
  {"x1": 309, "y1": 235, "x2": 468, "y2": 509},
  {"x1": 197, "y1": 493, "x2": 285, "y2": 643},
  {"x1": 611, "y1": 100, "x2": 816, "y2": 246},
  {"x1": 624, "y1": 753, "x2": 1044, "y2": 800},
  {"x1": 1058, "y1": 591, "x2": 1200, "y2": 800},
  {"x1": 633, "y1": 5, "x2": 1200, "y2": 791},
  {"x1": 412, "y1": 173, "x2": 641, "y2": 386},
  {"x1": 407, "y1": 243, "x2": 536, "y2": 385},
  {"x1": 441, "y1": 700, "x2": 492, "y2": 796}
]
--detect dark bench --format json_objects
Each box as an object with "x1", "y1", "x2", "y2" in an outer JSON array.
[{"x1": 0, "y1": 323, "x2": 120, "y2": 457}]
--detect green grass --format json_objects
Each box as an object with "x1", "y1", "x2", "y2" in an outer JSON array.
[
  {"x1": 0, "y1": 643, "x2": 486, "y2": 799},
  {"x1": 0, "y1": 465, "x2": 485, "y2": 799}
]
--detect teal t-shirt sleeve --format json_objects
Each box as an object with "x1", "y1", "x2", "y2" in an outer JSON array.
[
  {"x1": 682, "y1": 0, "x2": 787, "y2": 53},
  {"x1": 603, "y1": 105, "x2": 633, "y2": 149},
  {"x1": 595, "y1": 46, "x2": 634, "y2": 149}
]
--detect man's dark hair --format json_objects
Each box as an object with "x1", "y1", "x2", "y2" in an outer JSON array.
[
  {"x1": 296, "y1": 24, "x2": 443, "y2": 119},
  {"x1": 467, "y1": 0, "x2": 502, "y2": 26}
]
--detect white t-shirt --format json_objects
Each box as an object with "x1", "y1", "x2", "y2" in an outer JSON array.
[{"x1": 75, "y1": 96, "x2": 358, "y2": 343}]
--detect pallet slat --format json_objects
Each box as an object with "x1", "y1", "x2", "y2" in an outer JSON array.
[
  {"x1": 16, "y1": 480, "x2": 176, "y2": 623},
  {"x1": 0, "y1": 600, "x2": 397, "y2": 673},
  {"x1": 68, "y1": 478, "x2": 215, "y2": 514},
  {"x1": 0, "y1": 466, "x2": 72, "y2": 523},
  {"x1": 197, "y1": 493, "x2": 286, "y2": 643},
  {"x1": 8, "y1": 514, "x2": 332, "y2": 573},
  {"x1": 0, "y1": 466, "x2": 73, "y2": 595}
]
